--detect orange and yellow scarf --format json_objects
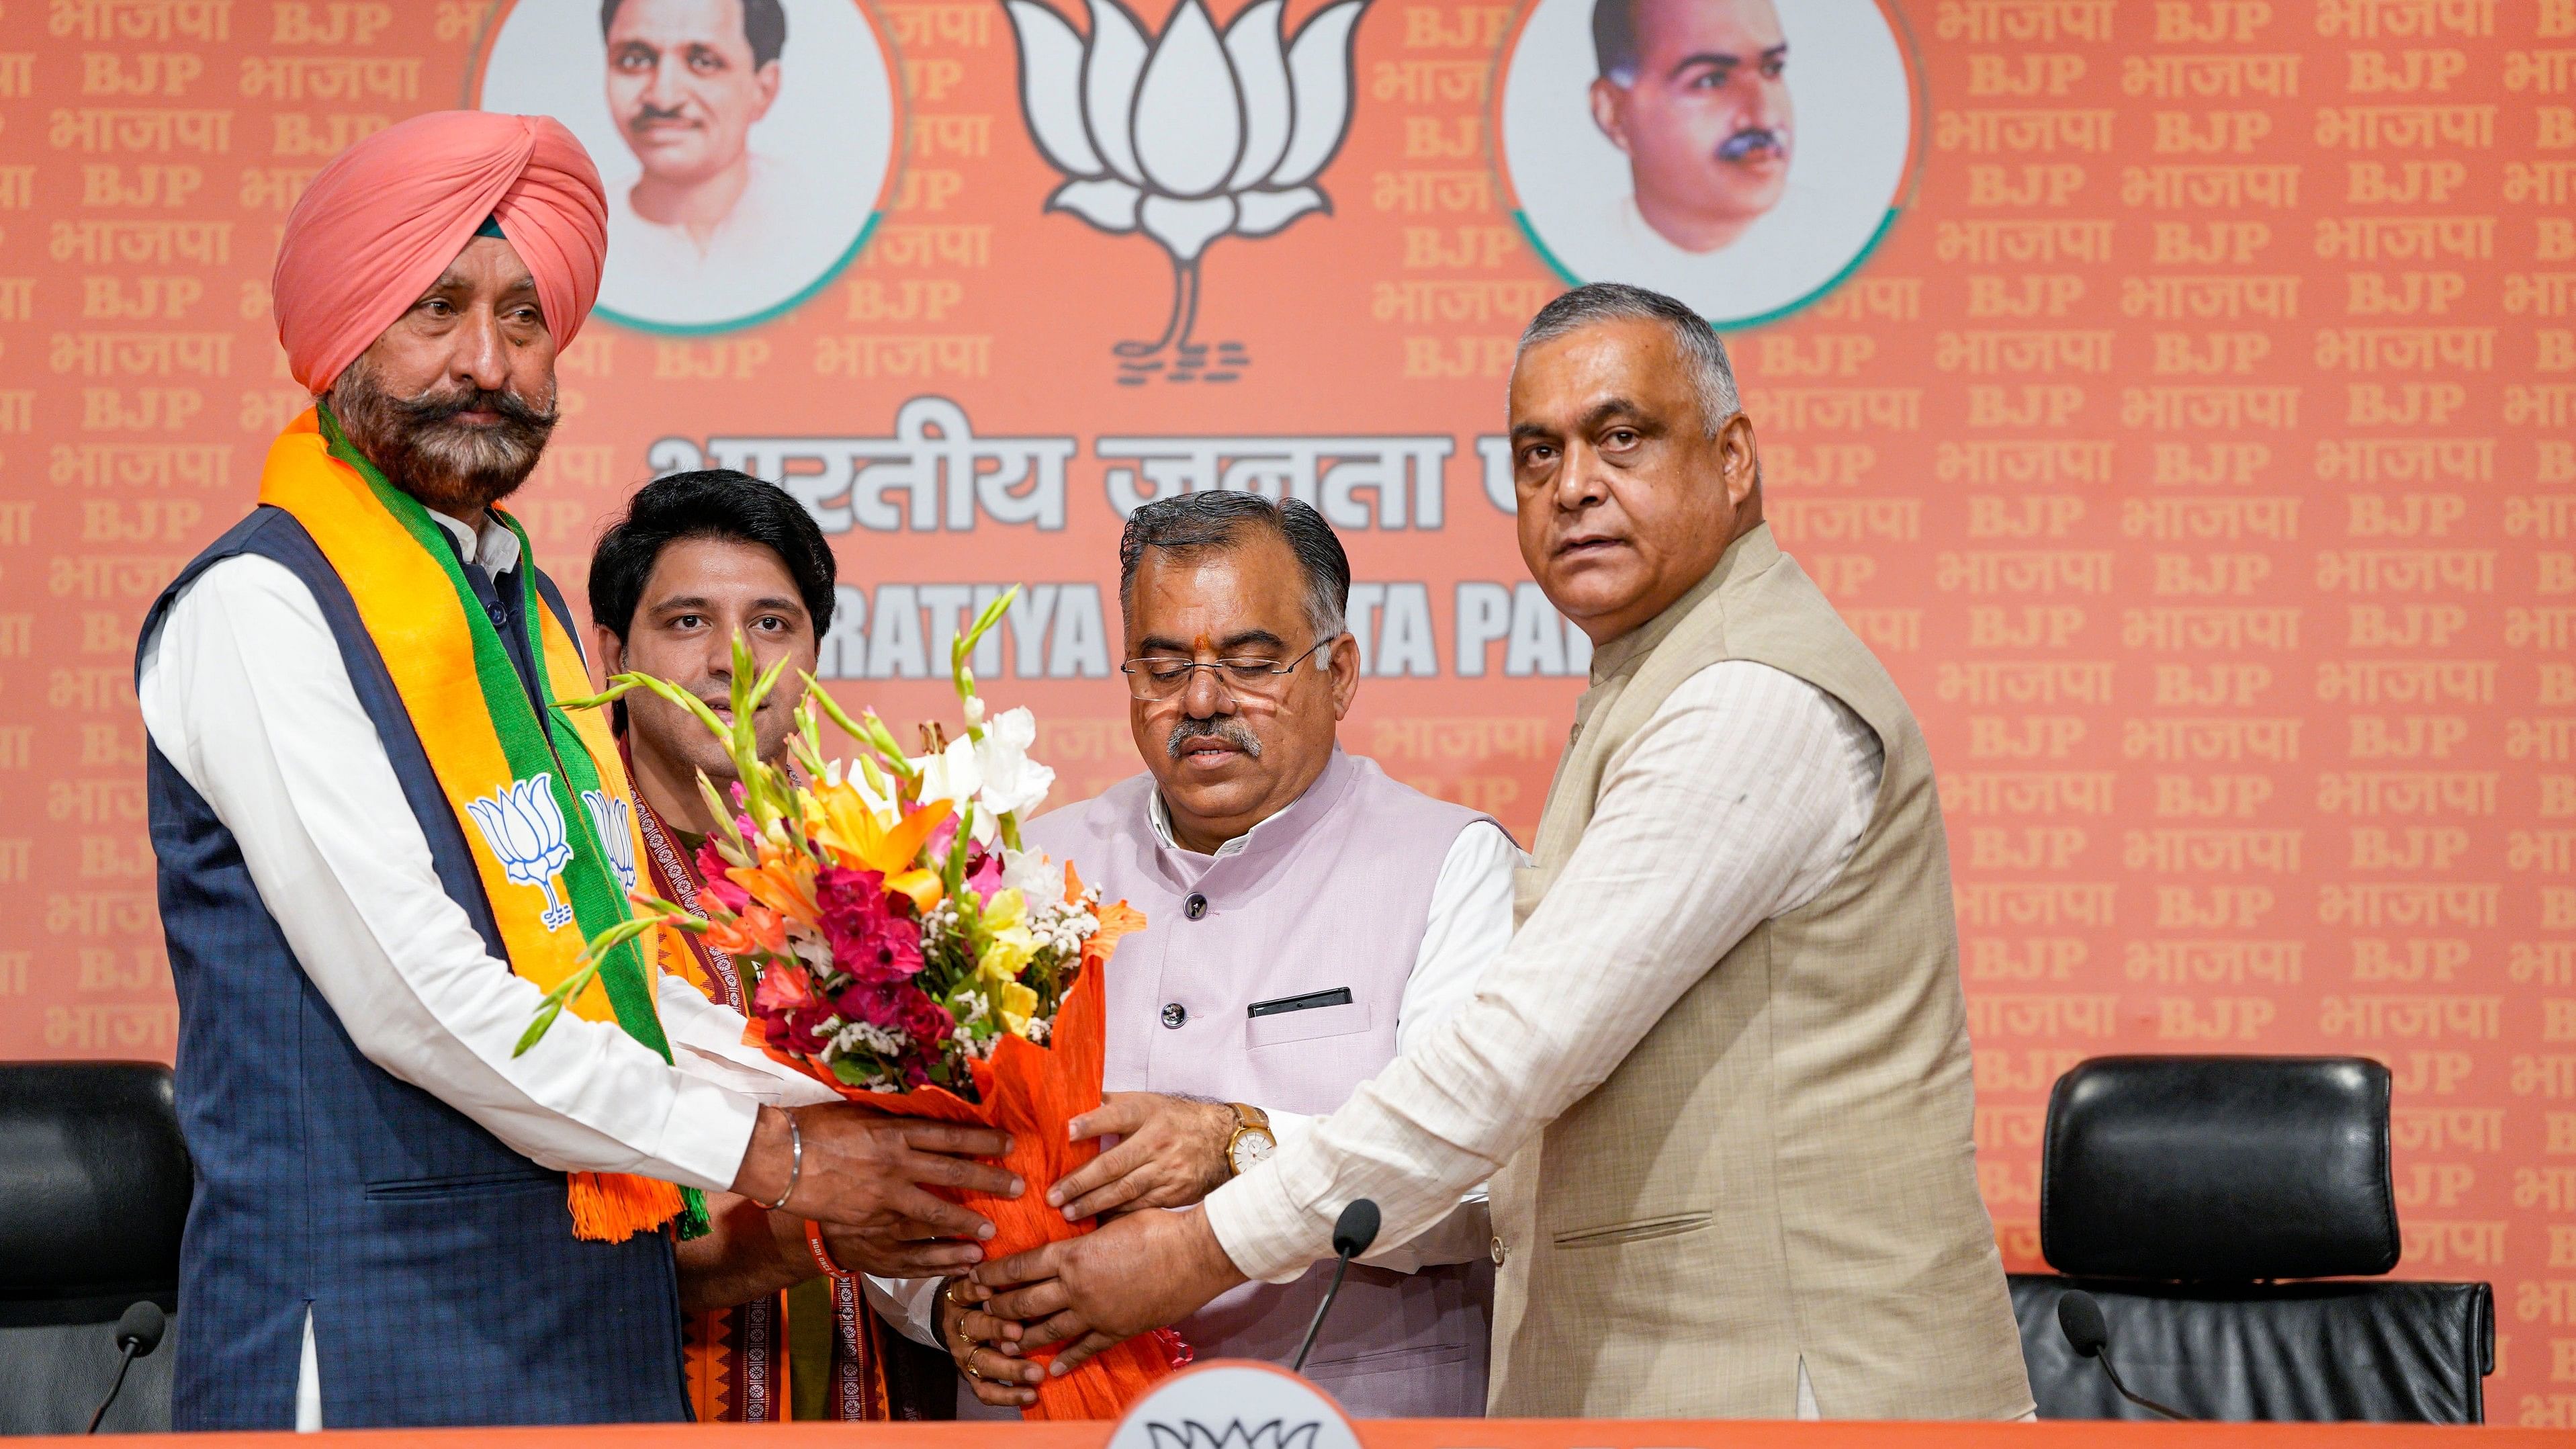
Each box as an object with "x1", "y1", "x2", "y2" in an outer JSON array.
[{"x1": 258, "y1": 405, "x2": 701, "y2": 1243}]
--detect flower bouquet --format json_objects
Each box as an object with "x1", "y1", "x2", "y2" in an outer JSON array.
[{"x1": 522, "y1": 590, "x2": 1174, "y2": 1418}]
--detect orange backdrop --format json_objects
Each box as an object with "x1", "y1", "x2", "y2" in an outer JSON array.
[{"x1": 4, "y1": 0, "x2": 2572, "y2": 1423}]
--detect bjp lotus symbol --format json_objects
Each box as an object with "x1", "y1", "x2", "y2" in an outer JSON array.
[
  {"x1": 580, "y1": 789, "x2": 639, "y2": 893},
  {"x1": 1005, "y1": 0, "x2": 1366, "y2": 374},
  {"x1": 468, "y1": 773, "x2": 578, "y2": 931}
]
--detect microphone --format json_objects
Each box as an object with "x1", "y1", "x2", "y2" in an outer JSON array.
[
  {"x1": 2057, "y1": 1290, "x2": 2187, "y2": 1421},
  {"x1": 1290, "y1": 1199, "x2": 1380, "y2": 1374},
  {"x1": 86, "y1": 1301, "x2": 167, "y2": 1434}
]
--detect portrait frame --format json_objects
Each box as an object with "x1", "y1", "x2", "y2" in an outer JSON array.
[
  {"x1": 1489, "y1": 0, "x2": 1929, "y2": 331},
  {"x1": 463, "y1": 0, "x2": 907, "y2": 337}
]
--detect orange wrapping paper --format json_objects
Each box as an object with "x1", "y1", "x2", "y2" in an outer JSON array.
[{"x1": 764, "y1": 902, "x2": 1170, "y2": 1419}]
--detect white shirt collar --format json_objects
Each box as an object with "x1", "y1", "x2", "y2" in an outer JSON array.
[
  {"x1": 427, "y1": 509, "x2": 523, "y2": 576},
  {"x1": 1145, "y1": 785, "x2": 1292, "y2": 861}
]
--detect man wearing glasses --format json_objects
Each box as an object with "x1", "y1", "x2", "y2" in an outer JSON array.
[{"x1": 879, "y1": 490, "x2": 1518, "y2": 1417}]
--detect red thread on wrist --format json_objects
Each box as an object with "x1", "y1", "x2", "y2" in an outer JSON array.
[{"x1": 804, "y1": 1219, "x2": 850, "y2": 1278}]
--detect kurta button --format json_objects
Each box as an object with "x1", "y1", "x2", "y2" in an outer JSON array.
[
  {"x1": 1491, "y1": 1236, "x2": 1507, "y2": 1266},
  {"x1": 1161, "y1": 1002, "x2": 1188, "y2": 1029},
  {"x1": 487, "y1": 603, "x2": 507, "y2": 627},
  {"x1": 1184, "y1": 893, "x2": 1207, "y2": 920}
]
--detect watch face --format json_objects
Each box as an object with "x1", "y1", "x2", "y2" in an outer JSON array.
[{"x1": 1229, "y1": 1129, "x2": 1277, "y2": 1174}]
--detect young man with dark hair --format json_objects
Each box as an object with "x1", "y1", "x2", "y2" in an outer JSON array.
[{"x1": 588, "y1": 470, "x2": 954, "y2": 1423}]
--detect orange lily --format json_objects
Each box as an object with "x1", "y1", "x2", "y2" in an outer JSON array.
[
  {"x1": 807, "y1": 781, "x2": 950, "y2": 912},
  {"x1": 705, "y1": 902, "x2": 787, "y2": 956},
  {"x1": 725, "y1": 840, "x2": 820, "y2": 926}
]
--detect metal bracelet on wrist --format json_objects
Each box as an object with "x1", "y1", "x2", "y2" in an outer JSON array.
[{"x1": 756, "y1": 1110, "x2": 803, "y2": 1212}]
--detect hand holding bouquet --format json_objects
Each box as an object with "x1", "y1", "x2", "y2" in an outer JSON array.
[{"x1": 526, "y1": 590, "x2": 1175, "y2": 1417}]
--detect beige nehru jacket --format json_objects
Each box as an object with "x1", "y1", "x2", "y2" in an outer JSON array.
[
  {"x1": 1206, "y1": 524, "x2": 2032, "y2": 1419},
  {"x1": 1482, "y1": 525, "x2": 2031, "y2": 1419}
]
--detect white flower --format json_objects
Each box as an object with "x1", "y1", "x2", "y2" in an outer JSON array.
[
  {"x1": 1004, "y1": 0, "x2": 1365, "y2": 355},
  {"x1": 830, "y1": 1020, "x2": 907, "y2": 1059},
  {"x1": 909, "y1": 736, "x2": 989, "y2": 842},
  {"x1": 1000, "y1": 845, "x2": 1065, "y2": 906},
  {"x1": 973, "y1": 707, "x2": 1055, "y2": 822},
  {"x1": 909, "y1": 708, "x2": 1055, "y2": 842}
]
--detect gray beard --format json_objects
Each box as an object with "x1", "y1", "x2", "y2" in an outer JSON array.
[{"x1": 328, "y1": 357, "x2": 558, "y2": 518}]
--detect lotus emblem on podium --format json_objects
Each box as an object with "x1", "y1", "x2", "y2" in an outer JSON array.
[
  {"x1": 1145, "y1": 1421, "x2": 1323, "y2": 1449},
  {"x1": 468, "y1": 773, "x2": 577, "y2": 931},
  {"x1": 1004, "y1": 0, "x2": 1366, "y2": 378}
]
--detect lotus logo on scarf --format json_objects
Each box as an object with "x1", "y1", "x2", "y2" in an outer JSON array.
[
  {"x1": 1004, "y1": 0, "x2": 1366, "y2": 377},
  {"x1": 467, "y1": 774, "x2": 578, "y2": 930},
  {"x1": 580, "y1": 789, "x2": 639, "y2": 894}
]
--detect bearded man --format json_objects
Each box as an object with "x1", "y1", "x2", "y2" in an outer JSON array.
[{"x1": 136, "y1": 112, "x2": 1017, "y2": 1430}]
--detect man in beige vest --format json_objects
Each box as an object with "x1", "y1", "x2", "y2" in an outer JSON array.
[{"x1": 966, "y1": 282, "x2": 2035, "y2": 1420}]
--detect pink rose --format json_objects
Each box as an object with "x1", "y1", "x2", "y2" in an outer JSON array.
[
  {"x1": 963, "y1": 850, "x2": 1004, "y2": 907},
  {"x1": 816, "y1": 867, "x2": 925, "y2": 985}
]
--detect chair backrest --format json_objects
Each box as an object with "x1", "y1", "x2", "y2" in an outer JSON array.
[
  {"x1": 2043, "y1": 1055, "x2": 2398, "y2": 1280},
  {"x1": 2020, "y1": 1055, "x2": 2489, "y2": 1423},
  {"x1": 0, "y1": 1061, "x2": 193, "y2": 1434},
  {"x1": 2010, "y1": 1276, "x2": 2491, "y2": 1423}
]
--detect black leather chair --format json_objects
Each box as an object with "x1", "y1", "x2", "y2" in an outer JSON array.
[
  {"x1": 2009, "y1": 1055, "x2": 2492, "y2": 1423},
  {"x1": 0, "y1": 1062, "x2": 193, "y2": 1434}
]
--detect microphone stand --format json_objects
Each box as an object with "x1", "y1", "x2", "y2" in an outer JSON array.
[
  {"x1": 1291, "y1": 1199, "x2": 1380, "y2": 1375},
  {"x1": 1290, "y1": 1252, "x2": 1355, "y2": 1374},
  {"x1": 2095, "y1": 1355, "x2": 2188, "y2": 1423}
]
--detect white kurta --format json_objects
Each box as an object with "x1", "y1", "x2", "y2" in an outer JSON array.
[{"x1": 138, "y1": 509, "x2": 838, "y2": 1426}]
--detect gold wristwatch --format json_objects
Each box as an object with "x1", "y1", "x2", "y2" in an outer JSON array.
[{"x1": 1224, "y1": 1102, "x2": 1277, "y2": 1176}]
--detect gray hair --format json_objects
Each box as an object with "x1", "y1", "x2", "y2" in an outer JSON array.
[
  {"x1": 1514, "y1": 282, "x2": 1742, "y2": 435},
  {"x1": 1117, "y1": 491, "x2": 1351, "y2": 640}
]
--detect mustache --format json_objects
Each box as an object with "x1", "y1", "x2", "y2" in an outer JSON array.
[
  {"x1": 1716, "y1": 128, "x2": 1789, "y2": 162},
  {"x1": 630, "y1": 103, "x2": 693, "y2": 127},
  {"x1": 392, "y1": 382, "x2": 557, "y2": 433},
  {"x1": 1165, "y1": 715, "x2": 1263, "y2": 760},
  {"x1": 328, "y1": 358, "x2": 558, "y2": 516}
]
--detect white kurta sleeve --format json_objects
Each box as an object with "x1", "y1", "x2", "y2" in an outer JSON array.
[
  {"x1": 137, "y1": 554, "x2": 762, "y2": 1190},
  {"x1": 656, "y1": 971, "x2": 843, "y2": 1107},
  {"x1": 1204, "y1": 660, "x2": 1880, "y2": 1282},
  {"x1": 1262, "y1": 818, "x2": 1519, "y2": 1272}
]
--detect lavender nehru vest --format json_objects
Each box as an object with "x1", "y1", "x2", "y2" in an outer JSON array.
[{"x1": 1022, "y1": 748, "x2": 1497, "y2": 1417}]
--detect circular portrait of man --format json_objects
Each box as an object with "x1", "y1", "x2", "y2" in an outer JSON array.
[
  {"x1": 1497, "y1": 0, "x2": 1920, "y2": 328},
  {"x1": 472, "y1": 0, "x2": 897, "y2": 333}
]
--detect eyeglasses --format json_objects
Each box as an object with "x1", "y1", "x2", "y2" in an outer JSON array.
[{"x1": 1120, "y1": 640, "x2": 1333, "y2": 703}]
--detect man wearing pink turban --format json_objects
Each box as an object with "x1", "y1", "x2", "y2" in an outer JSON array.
[{"x1": 136, "y1": 112, "x2": 1016, "y2": 1430}]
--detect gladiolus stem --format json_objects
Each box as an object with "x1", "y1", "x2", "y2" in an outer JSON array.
[
  {"x1": 801, "y1": 674, "x2": 918, "y2": 780},
  {"x1": 553, "y1": 678, "x2": 642, "y2": 712}
]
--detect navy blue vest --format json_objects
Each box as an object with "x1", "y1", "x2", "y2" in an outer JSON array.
[{"x1": 140, "y1": 507, "x2": 691, "y2": 1429}]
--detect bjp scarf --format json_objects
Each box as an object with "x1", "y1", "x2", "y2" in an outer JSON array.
[{"x1": 258, "y1": 403, "x2": 701, "y2": 1243}]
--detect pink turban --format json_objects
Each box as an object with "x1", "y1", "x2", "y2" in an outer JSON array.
[{"x1": 273, "y1": 110, "x2": 608, "y2": 394}]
